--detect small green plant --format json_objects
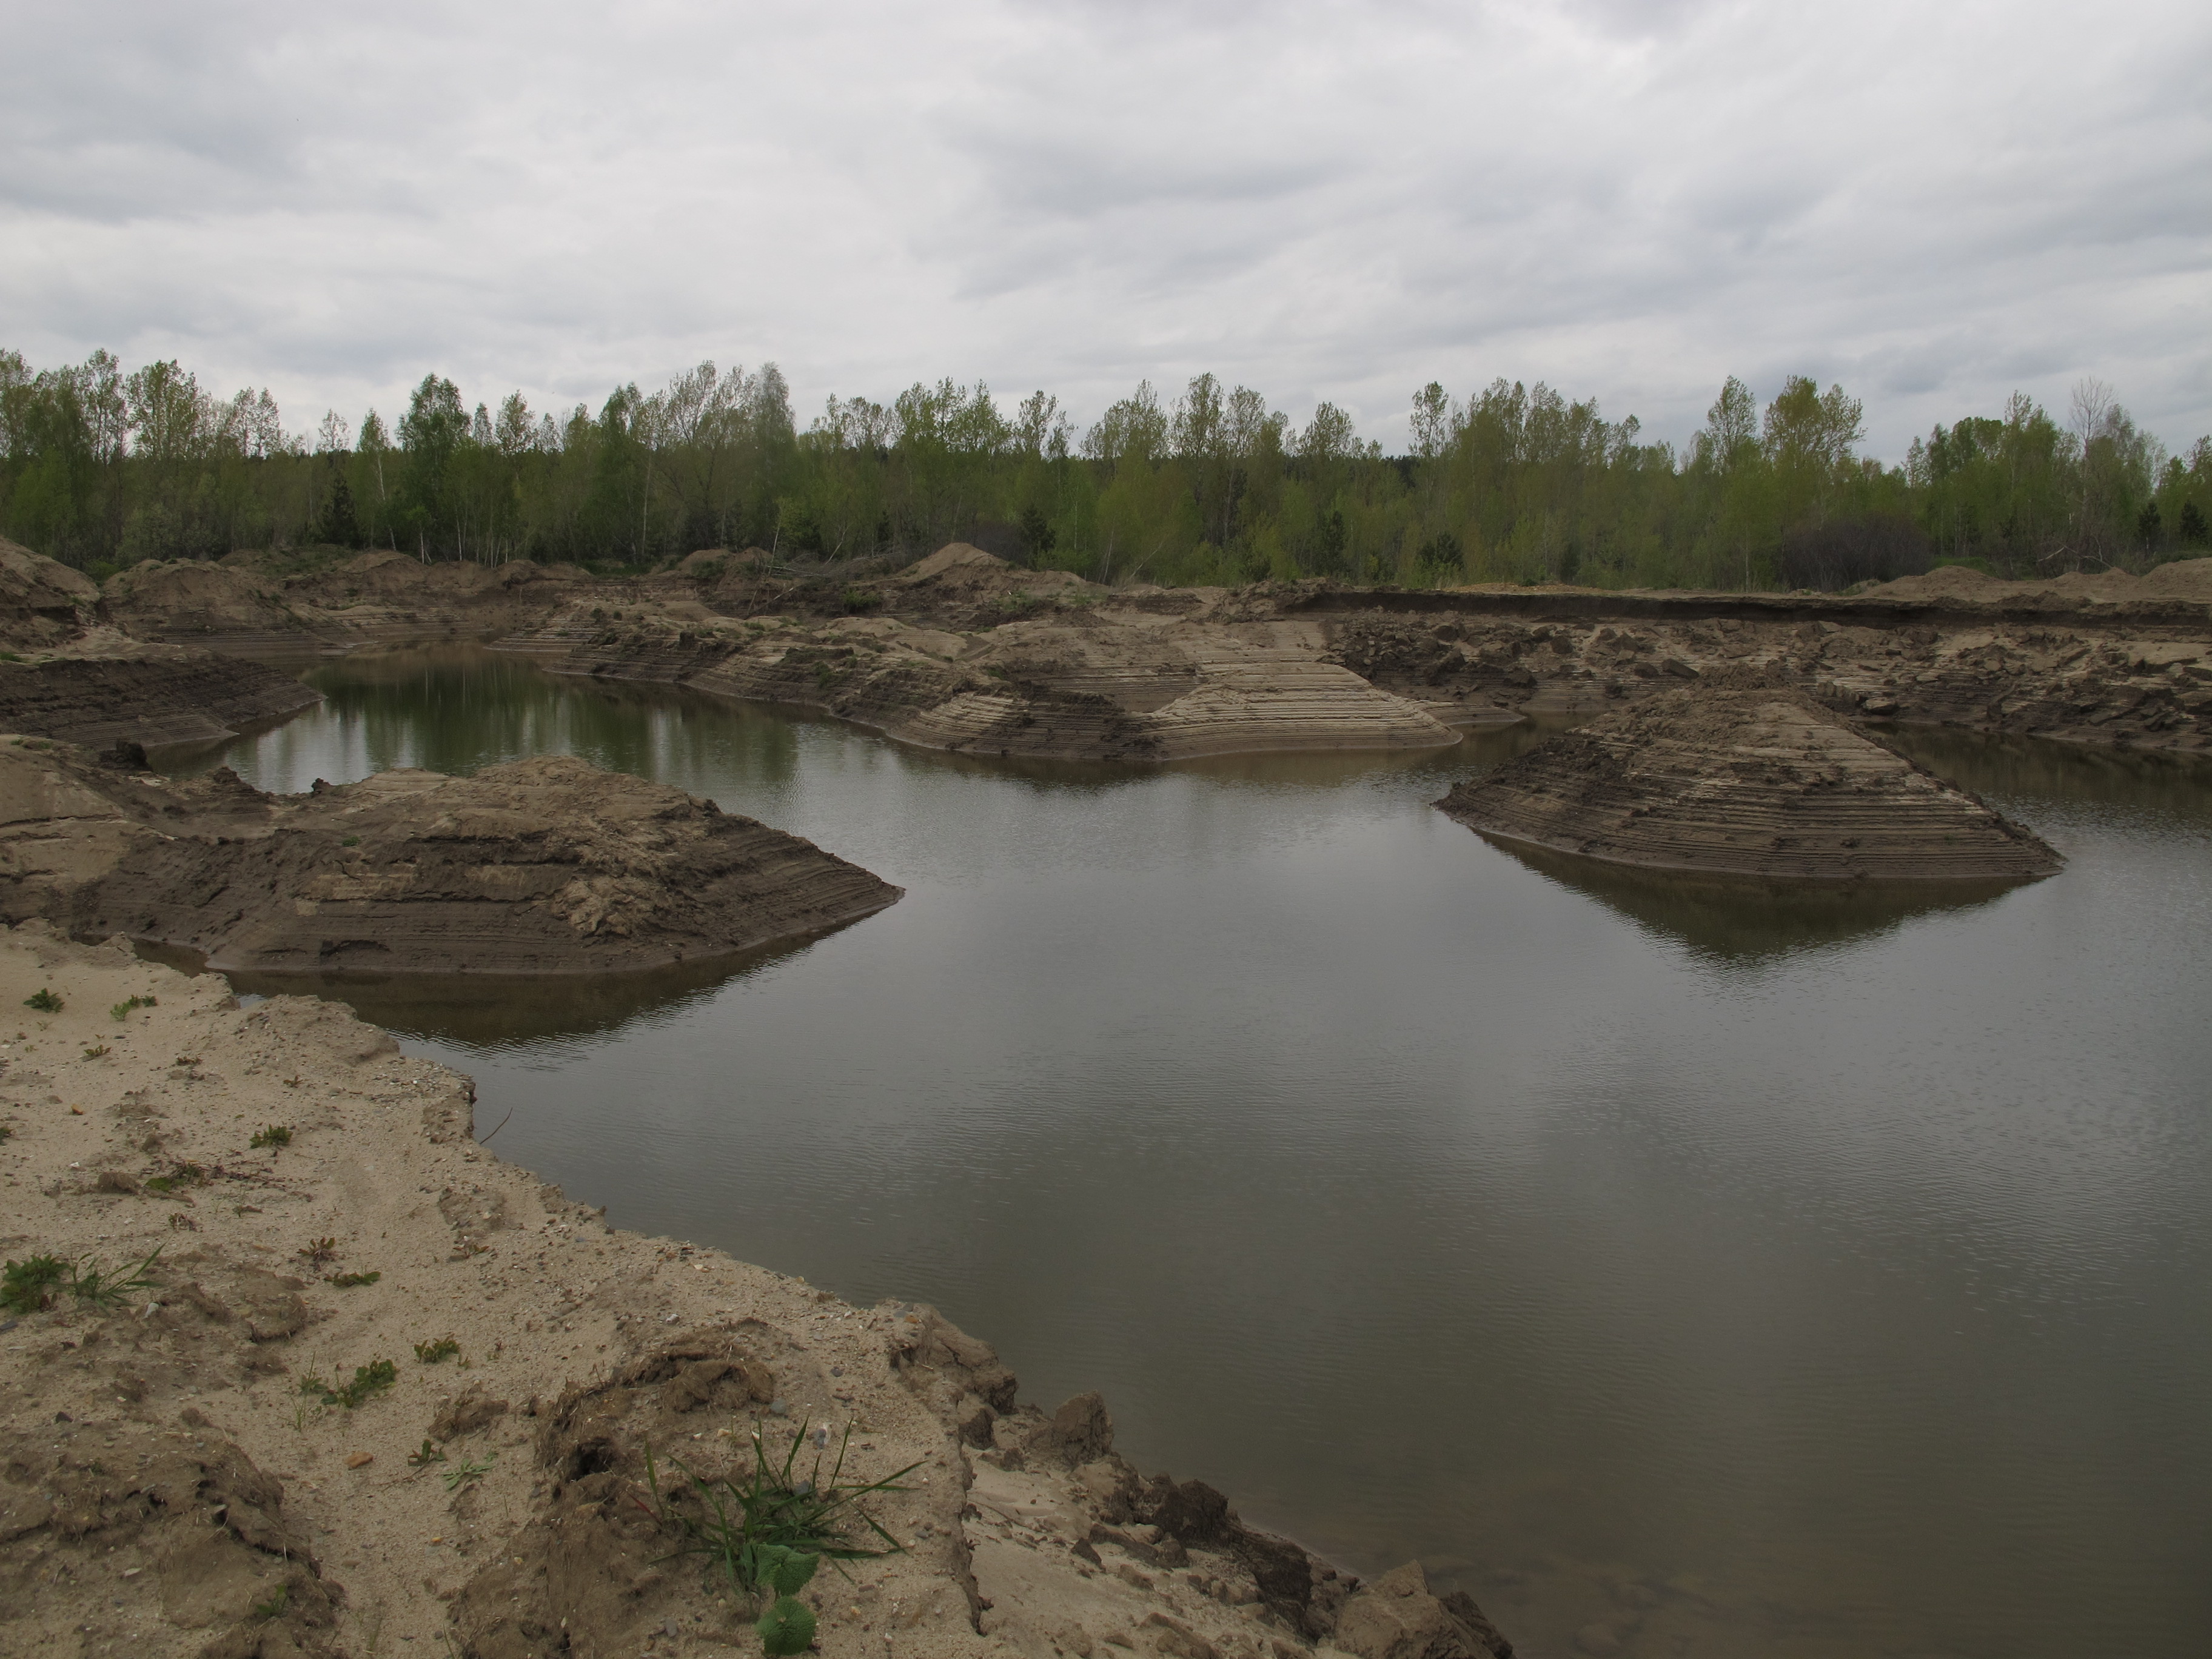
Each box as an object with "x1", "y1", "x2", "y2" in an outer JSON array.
[
  {"x1": 81, "y1": 1044, "x2": 109, "y2": 1059},
  {"x1": 110, "y1": 994, "x2": 156, "y2": 1021},
  {"x1": 250, "y1": 1583, "x2": 289, "y2": 1622},
  {"x1": 643, "y1": 1421, "x2": 918, "y2": 1655},
  {"x1": 143, "y1": 1162, "x2": 204, "y2": 1194},
  {"x1": 2, "y1": 1255, "x2": 69, "y2": 1313},
  {"x1": 298, "y1": 1358, "x2": 398, "y2": 1409},
  {"x1": 326, "y1": 1270, "x2": 381, "y2": 1288},
  {"x1": 298, "y1": 1235, "x2": 338, "y2": 1266},
  {"x1": 341, "y1": 835, "x2": 361, "y2": 847},
  {"x1": 250, "y1": 1124, "x2": 293, "y2": 1150},
  {"x1": 407, "y1": 1438, "x2": 447, "y2": 1467},
  {"x1": 840, "y1": 587, "x2": 881, "y2": 614},
  {"x1": 441, "y1": 1452, "x2": 497, "y2": 1492},
  {"x1": 68, "y1": 1247, "x2": 163, "y2": 1307},
  {"x1": 414, "y1": 1336, "x2": 461, "y2": 1364},
  {"x1": 813, "y1": 660, "x2": 839, "y2": 689},
  {"x1": 0, "y1": 650, "x2": 23, "y2": 664},
  {"x1": 24, "y1": 989, "x2": 61, "y2": 1013}
]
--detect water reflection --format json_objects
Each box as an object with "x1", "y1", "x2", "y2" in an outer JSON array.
[{"x1": 1487, "y1": 839, "x2": 2036, "y2": 961}]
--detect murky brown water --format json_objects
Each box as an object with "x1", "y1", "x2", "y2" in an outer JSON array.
[{"x1": 168, "y1": 648, "x2": 2212, "y2": 1659}]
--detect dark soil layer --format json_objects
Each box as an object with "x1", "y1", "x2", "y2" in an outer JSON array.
[
  {"x1": 1436, "y1": 679, "x2": 2062, "y2": 882},
  {"x1": 2, "y1": 740, "x2": 900, "y2": 973},
  {"x1": 0, "y1": 653, "x2": 323, "y2": 748}
]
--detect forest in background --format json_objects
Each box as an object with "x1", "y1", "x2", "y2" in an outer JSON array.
[{"x1": 2, "y1": 347, "x2": 2207, "y2": 591}]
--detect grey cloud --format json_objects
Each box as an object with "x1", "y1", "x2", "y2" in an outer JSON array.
[{"x1": 0, "y1": 0, "x2": 2205, "y2": 459}]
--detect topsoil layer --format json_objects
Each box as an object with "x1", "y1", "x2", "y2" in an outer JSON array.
[{"x1": 1436, "y1": 678, "x2": 2062, "y2": 882}]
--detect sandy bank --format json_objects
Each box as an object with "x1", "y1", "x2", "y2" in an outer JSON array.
[
  {"x1": 2, "y1": 739, "x2": 902, "y2": 974},
  {"x1": 0, "y1": 923, "x2": 1513, "y2": 1659},
  {"x1": 1436, "y1": 679, "x2": 2061, "y2": 882}
]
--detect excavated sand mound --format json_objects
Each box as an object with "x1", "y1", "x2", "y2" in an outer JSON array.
[
  {"x1": 1435, "y1": 680, "x2": 2061, "y2": 882},
  {"x1": 2, "y1": 741, "x2": 900, "y2": 971}
]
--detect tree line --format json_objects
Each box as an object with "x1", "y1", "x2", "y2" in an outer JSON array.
[{"x1": 2, "y1": 346, "x2": 2206, "y2": 591}]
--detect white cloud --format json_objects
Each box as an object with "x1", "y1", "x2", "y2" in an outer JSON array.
[{"x1": 2, "y1": 0, "x2": 2205, "y2": 458}]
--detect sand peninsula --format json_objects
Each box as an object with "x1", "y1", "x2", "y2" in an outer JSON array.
[
  {"x1": 1, "y1": 739, "x2": 900, "y2": 976},
  {"x1": 1436, "y1": 677, "x2": 2062, "y2": 883}
]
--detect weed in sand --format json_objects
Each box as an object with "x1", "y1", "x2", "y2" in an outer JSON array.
[
  {"x1": 23, "y1": 989, "x2": 61, "y2": 1013},
  {"x1": 250, "y1": 1124, "x2": 293, "y2": 1150},
  {"x1": 441, "y1": 1452, "x2": 496, "y2": 1492},
  {"x1": 298, "y1": 1359, "x2": 398, "y2": 1409},
  {"x1": 110, "y1": 994, "x2": 156, "y2": 1021},
  {"x1": 81, "y1": 1044, "x2": 109, "y2": 1059},
  {"x1": 2, "y1": 1255, "x2": 68, "y2": 1314},
  {"x1": 250, "y1": 1584, "x2": 290, "y2": 1622},
  {"x1": 407, "y1": 1438, "x2": 447, "y2": 1467},
  {"x1": 645, "y1": 1420, "x2": 917, "y2": 1655},
  {"x1": 414, "y1": 1336, "x2": 461, "y2": 1364},
  {"x1": 298, "y1": 1236, "x2": 339, "y2": 1267},
  {"x1": 326, "y1": 1270, "x2": 381, "y2": 1288},
  {"x1": 69, "y1": 1247, "x2": 163, "y2": 1307}
]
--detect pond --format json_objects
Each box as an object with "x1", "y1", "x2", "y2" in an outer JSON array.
[{"x1": 165, "y1": 646, "x2": 2212, "y2": 1659}]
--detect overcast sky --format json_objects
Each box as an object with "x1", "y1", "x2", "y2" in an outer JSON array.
[{"x1": 4, "y1": 0, "x2": 2207, "y2": 460}]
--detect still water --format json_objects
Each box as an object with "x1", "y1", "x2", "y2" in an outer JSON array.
[{"x1": 166, "y1": 648, "x2": 2212, "y2": 1659}]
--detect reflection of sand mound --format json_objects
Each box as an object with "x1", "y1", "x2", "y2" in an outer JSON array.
[
  {"x1": 1490, "y1": 837, "x2": 2029, "y2": 959},
  {"x1": 1436, "y1": 678, "x2": 2060, "y2": 882}
]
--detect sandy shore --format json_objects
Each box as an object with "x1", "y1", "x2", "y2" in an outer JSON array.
[{"x1": 0, "y1": 922, "x2": 1510, "y2": 1659}]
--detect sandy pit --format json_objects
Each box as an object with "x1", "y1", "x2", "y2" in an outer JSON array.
[{"x1": 0, "y1": 922, "x2": 1512, "y2": 1659}]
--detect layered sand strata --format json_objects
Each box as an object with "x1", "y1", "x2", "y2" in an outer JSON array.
[
  {"x1": 1435, "y1": 679, "x2": 2062, "y2": 882},
  {"x1": 0, "y1": 740, "x2": 900, "y2": 973}
]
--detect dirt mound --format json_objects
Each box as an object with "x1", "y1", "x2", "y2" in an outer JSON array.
[
  {"x1": 102, "y1": 558, "x2": 311, "y2": 644},
  {"x1": 2139, "y1": 557, "x2": 2212, "y2": 600},
  {"x1": 0, "y1": 537, "x2": 99, "y2": 646},
  {"x1": 1862, "y1": 565, "x2": 1998, "y2": 601},
  {"x1": 3, "y1": 743, "x2": 902, "y2": 972},
  {"x1": 1436, "y1": 677, "x2": 2061, "y2": 882}
]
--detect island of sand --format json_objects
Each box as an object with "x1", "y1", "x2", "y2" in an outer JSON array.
[
  {"x1": 0, "y1": 920, "x2": 1515, "y2": 1659},
  {"x1": 1, "y1": 739, "x2": 901, "y2": 974},
  {"x1": 1435, "y1": 677, "x2": 2062, "y2": 883}
]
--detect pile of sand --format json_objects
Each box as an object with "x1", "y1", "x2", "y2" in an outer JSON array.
[
  {"x1": 1, "y1": 740, "x2": 901, "y2": 973},
  {"x1": 1436, "y1": 677, "x2": 2061, "y2": 882}
]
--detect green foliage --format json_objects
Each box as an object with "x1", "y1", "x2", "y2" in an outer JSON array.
[
  {"x1": 144, "y1": 1161, "x2": 205, "y2": 1194},
  {"x1": 757, "y1": 1594, "x2": 818, "y2": 1656},
  {"x1": 298, "y1": 1358, "x2": 398, "y2": 1409},
  {"x1": 7, "y1": 344, "x2": 2206, "y2": 587},
  {"x1": 298, "y1": 1235, "x2": 337, "y2": 1265},
  {"x1": 408, "y1": 1438, "x2": 447, "y2": 1466},
  {"x1": 325, "y1": 1270, "x2": 381, "y2": 1288},
  {"x1": 250, "y1": 1583, "x2": 289, "y2": 1623},
  {"x1": 110, "y1": 994, "x2": 156, "y2": 1021},
  {"x1": 441, "y1": 1452, "x2": 497, "y2": 1491},
  {"x1": 415, "y1": 1336, "x2": 461, "y2": 1364},
  {"x1": 2, "y1": 1254, "x2": 68, "y2": 1313},
  {"x1": 643, "y1": 1419, "x2": 919, "y2": 1650},
  {"x1": 249, "y1": 1124, "x2": 293, "y2": 1149},
  {"x1": 8, "y1": 1247, "x2": 164, "y2": 1311},
  {"x1": 23, "y1": 988, "x2": 61, "y2": 1013}
]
